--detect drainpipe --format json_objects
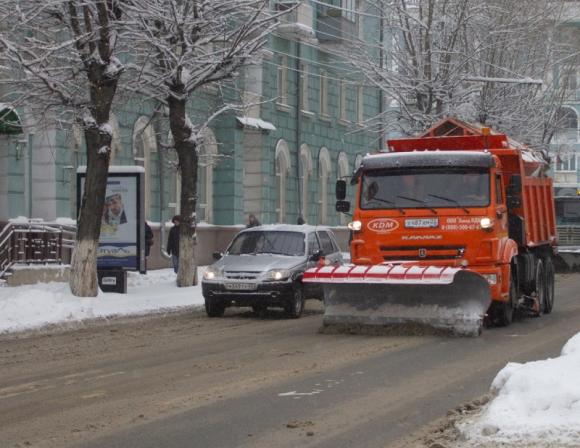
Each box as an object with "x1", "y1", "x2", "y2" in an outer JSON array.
[
  {"x1": 295, "y1": 41, "x2": 302, "y2": 220},
  {"x1": 27, "y1": 133, "x2": 34, "y2": 218},
  {"x1": 378, "y1": 9, "x2": 384, "y2": 152},
  {"x1": 154, "y1": 111, "x2": 171, "y2": 260}
]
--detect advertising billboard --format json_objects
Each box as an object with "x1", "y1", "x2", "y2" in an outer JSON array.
[{"x1": 77, "y1": 166, "x2": 145, "y2": 273}]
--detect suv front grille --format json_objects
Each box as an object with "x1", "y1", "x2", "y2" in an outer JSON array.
[{"x1": 223, "y1": 271, "x2": 261, "y2": 280}]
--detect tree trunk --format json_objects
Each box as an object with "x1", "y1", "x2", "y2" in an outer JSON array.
[
  {"x1": 69, "y1": 61, "x2": 118, "y2": 296},
  {"x1": 168, "y1": 94, "x2": 198, "y2": 288},
  {"x1": 69, "y1": 129, "x2": 110, "y2": 296}
]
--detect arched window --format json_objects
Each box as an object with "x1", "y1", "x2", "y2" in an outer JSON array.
[
  {"x1": 197, "y1": 128, "x2": 218, "y2": 223},
  {"x1": 133, "y1": 116, "x2": 157, "y2": 219},
  {"x1": 554, "y1": 107, "x2": 579, "y2": 143},
  {"x1": 299, "y1": 144, "x2": 312, "y2": 223},
  {"x1": 275, "y1": 139, "x2": 291, "y2": 223},
  {"x1": 318, "y1": 147, "x2": 331, "y2": 224},
  {"x1": 337, "y1": 152, "x2": 350, "y2": 225}
]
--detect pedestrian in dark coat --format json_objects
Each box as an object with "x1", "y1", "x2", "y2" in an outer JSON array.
[
  {"x1": 167, "y1": 215, "x2": 181, "y2": 273},
  {"x1": 246, "y1": 214, "x2": 261, "y2": 228},
  {"x1": 145, "y1": 222, "x2": 154, "y2": 257}
]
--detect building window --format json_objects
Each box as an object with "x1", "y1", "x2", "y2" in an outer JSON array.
[
  {"x1": 342, "y1": 0, "x2": 356, "y2": 21},
  {"x1": 320, "y1": 70, "x2": 329, "y2": 117},
  {"x1": 133, "y1": 116, "x2": 157, "y2": 219},
  {"x1": 277, "y1": 55, "x2": 288, "y2": 105},
  {"x1": 553, "y1": 107, "x2": 579, "y2": 143},
  {"x1": 554, "y1": 144, "x2": 577, "y2": 172},
  {"x1": 275, "y1": 139, "x2": 291, "y2": 223},
  {"x1": 197, "y1": 128, "x2": 218, "y2": 223},
  {"x1": 300, "y1": 63, "x2": 309, "y2": 112},
  {"x1": 318, "y1": 147, "x2": 331, "y2": 224},
  {"x1": 337, "y1": 152, "x2": 350, "y2": 225},
  {"x1": 299, "y1": 144, "x2": 312, "y2": 223},
  {"x1": 356, "y1": 85, "x2": 364, "y2": 124},
  {"x1": 339, "y1": 79, "x2": 348, "y2": 121}
]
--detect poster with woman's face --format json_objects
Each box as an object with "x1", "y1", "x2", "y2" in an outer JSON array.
[{"x1": 80, "y1": 174, "x2": 139, "y2": 269}]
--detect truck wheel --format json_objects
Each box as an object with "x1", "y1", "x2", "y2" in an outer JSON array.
[
  {"x1": 205, "y1": 299, "x2": 225, "y2": 318},
  {"x1": 494, "y1": 277, "x2": 516, "y2": 327},
  {"x1": 285, "y1": 285, "x2": 304, "y2": 319},
  {"x1": 532, "y1": 260, "x2": 545, "y2": 317},
  {"x1": 543, "y1": 258, "x2": 555, "y2": 314}
]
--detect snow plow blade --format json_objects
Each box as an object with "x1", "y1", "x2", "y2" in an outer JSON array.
[{"x1": 303, "y1": 264, "x2": 491, "y2": 337}]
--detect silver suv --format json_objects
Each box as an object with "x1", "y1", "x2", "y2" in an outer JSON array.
[{"x1": 201, "y1": 224, "x2": 343, "y2": 318}]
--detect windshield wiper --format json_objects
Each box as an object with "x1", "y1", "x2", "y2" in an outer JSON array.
[
  {"x1": 371, "y1": 196, "x2": 406, "y2": 215},
  {"x1": 427, "y1": 194, "x2": 470, "y2": 214},
  {"x1": 396, "y1": 195, "x2": 437, "y2": 214}
]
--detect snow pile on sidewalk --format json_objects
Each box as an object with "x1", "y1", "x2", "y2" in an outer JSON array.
[
  {"x1": 0, "y1": 268, "x2": 206, "y2": 334},
  {"x1": 459, "y1": 332, "x2": 580, "y2": 447}
]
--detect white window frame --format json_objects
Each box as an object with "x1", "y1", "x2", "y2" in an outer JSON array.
[
  {"x1": 342, "y1": 0, "x2": 356, "y2": 22},
  {"x1": 318, "y1": 147, "x2": 332, "y2": 225},
  {"x1": 320, "y1": 70, "x2": 329, "y2": 117},
  {"x1": 133, "y1": 116, "x2": 157, "y2": 220},
  {"x1": 339, "y1": 79, "x2": 348, "y2": 122},
  {"x1": 356, "y1": 85, "x2": 364, "y2": 124},
  {"x1": 299, "y1": 144, "x2": 313, "y2": 223},
  {"x1": 277, "y1": 55, "x2": 288, "y2": 105},
  {"x1": 300, "y1": 62, "x2": 309, "y2": 112},
  {"x1": 275, "y1": 139, "x2": 291, "y2": 223},
  {"x1": 337, "y1": 152, "x2": 350, "y2": 225},
  {"x1": 197, "y1": 128, "x2": 218, "y2": 223}
]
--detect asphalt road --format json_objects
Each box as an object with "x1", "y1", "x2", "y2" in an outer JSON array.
[{"x1": 1, "y1": 274, "x2": 579, "y2": 448}]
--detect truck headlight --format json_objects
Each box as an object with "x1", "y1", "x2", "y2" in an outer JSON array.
[
  {"x1": 347, "y1": 220, "x2": 362, "y2": 231},
  {"x1": 265, "y1": 269, "x2": 291, "y2": 281},
  {"x1": 480, "y1": 217, "x2": 493, "y2": 230},
  {"x1": 481, "y1": 273, "x2": 497, "y2": 285},
  {"x1": 203, "y1": 266, "x2": 221, "y2": 280}
]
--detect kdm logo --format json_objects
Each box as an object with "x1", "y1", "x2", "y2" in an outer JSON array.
[{"x1": 368, "y1": 218, "x2": 399, "y2": 233}]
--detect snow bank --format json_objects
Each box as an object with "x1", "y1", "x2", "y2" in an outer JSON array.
[
  {"x1": 459, "y1": 332, "x2": 580, "y2": 446},
  {"x1": 0, "y1": 268, "x2": 206, "y2": 334}
]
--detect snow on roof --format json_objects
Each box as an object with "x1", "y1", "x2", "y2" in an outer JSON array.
[
  {"x1": 77, "y1": 165, "x2": 146, "y2": 173},
  {"x1": 236, "y1": 116, "x2": 277, "y2": 132}
]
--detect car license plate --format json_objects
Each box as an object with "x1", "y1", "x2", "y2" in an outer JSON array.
[
  {"x1": 405, "y1": 218, "x2": 439, "y2": 228},
  {"x1": 225, "y1": 282, "x2": 257, "y2": 291}
]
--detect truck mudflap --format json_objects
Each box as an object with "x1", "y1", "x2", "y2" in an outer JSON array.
[{"x1": 303, "y1": 264, "x2": 491, "y2": 337}]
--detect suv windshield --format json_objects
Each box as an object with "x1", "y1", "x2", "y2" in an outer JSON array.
[
  {"x1": 360, "y1": 169, "x2": 490, "y2": 210},
  {"x1": 556, "y1": 199, "x2": 580, "y2": 225},
  {"x1": 228, "y1": 231, "x2": 305, "y2": 256}
]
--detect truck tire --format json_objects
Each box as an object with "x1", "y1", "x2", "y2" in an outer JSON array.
[
  {"x1": 285, "y1": 284, "x2": 304, "y2": 319},
  {"x1": 205, "y1": 299, "x2": 225, "y2": 318},
  {"x1": 494, "y1": 277, "x2": 516, "y2": 327},
  {"x1": 543, "y1": 257, "x2": 555, "y2": 314},
  {"x1": 532, "y1": 260, "x2": 545, "y2": 317}
]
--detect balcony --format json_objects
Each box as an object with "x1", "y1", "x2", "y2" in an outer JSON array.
[
  {"x1": 275, "y1": 1, "x2": 315, "y2": 40},
  {"x1": 316, "y1": 3, "x2": 356, "y2": 44}
]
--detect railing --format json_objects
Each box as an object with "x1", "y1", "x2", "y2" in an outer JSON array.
[{"x1": 0, "y1": 221, "x2": 76, "y2": 282}]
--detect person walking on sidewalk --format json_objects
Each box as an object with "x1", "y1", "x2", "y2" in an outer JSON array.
[{"x1": 167, "y1": 215, "x2": 181, "y2": 273}]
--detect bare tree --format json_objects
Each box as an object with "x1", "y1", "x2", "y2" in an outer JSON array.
[
  {"x1": 0, "y1": 0, "x2": 124, "y2": 296},
  {"x1": 349, "y1": 0, "x2": 573, "y2": 145},
  {"x1": 123, "y1": 0, "x2": 280, "y2": 287}
]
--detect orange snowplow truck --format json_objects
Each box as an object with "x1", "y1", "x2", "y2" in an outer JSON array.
[{"x1": 303, "y1": 119, "x2": 557, "y2": 336}]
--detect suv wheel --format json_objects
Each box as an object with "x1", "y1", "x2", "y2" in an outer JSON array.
[
  {"x1": 205, "y1": 299, "x2": 225, "y2": 318},
  {"x1": 285, "y1": 284, "x2": 304, "y2": 319}
]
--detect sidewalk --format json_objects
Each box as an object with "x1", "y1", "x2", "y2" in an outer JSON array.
[{"x1": 0, "y1": 268, "x2": 206, "y2": 334}]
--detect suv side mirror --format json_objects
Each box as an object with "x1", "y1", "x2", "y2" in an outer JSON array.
[
  {"x1": 336, "y1": 180, "x2": 347, "y2": 200},
  {"x1": 336, "y1": 200, "x2": 350, "y2": 213},
  {"x1": 212, "y1": 251, "x2": 223, "y2": 260},
  {"x1": 309, "y1": 249, "x2": 323, "y2": 262}
]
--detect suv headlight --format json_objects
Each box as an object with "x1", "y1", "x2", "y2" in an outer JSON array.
[
  {"x1": 203, "y1": 266, "x2": 222, "y2": 280},
  {"x1": 265, "y1": 269, "x2": 291, "y2": 281}
]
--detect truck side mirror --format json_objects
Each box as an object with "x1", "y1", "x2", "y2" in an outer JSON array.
[
  {"x1": 336, "y1": 180, "x2": 347, "y2": 200},
  {"x1": 336, "y1": 200, "x2": 350, "y2": 213}
]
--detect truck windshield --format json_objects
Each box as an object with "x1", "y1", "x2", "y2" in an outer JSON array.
[
  {"x1": 360, "y1": 169, "x2": 490, "y2": 210},
  {"x1": 228, "y1": 231, "x2": 305, "y2": 256},
  {"x1": 556, "y1": 199, "x2": 580, "y2": 225}
]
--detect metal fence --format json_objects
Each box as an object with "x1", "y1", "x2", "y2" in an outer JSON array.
[{"x1": 0, "y1": 221, "x2": 76, "y2": 282}]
